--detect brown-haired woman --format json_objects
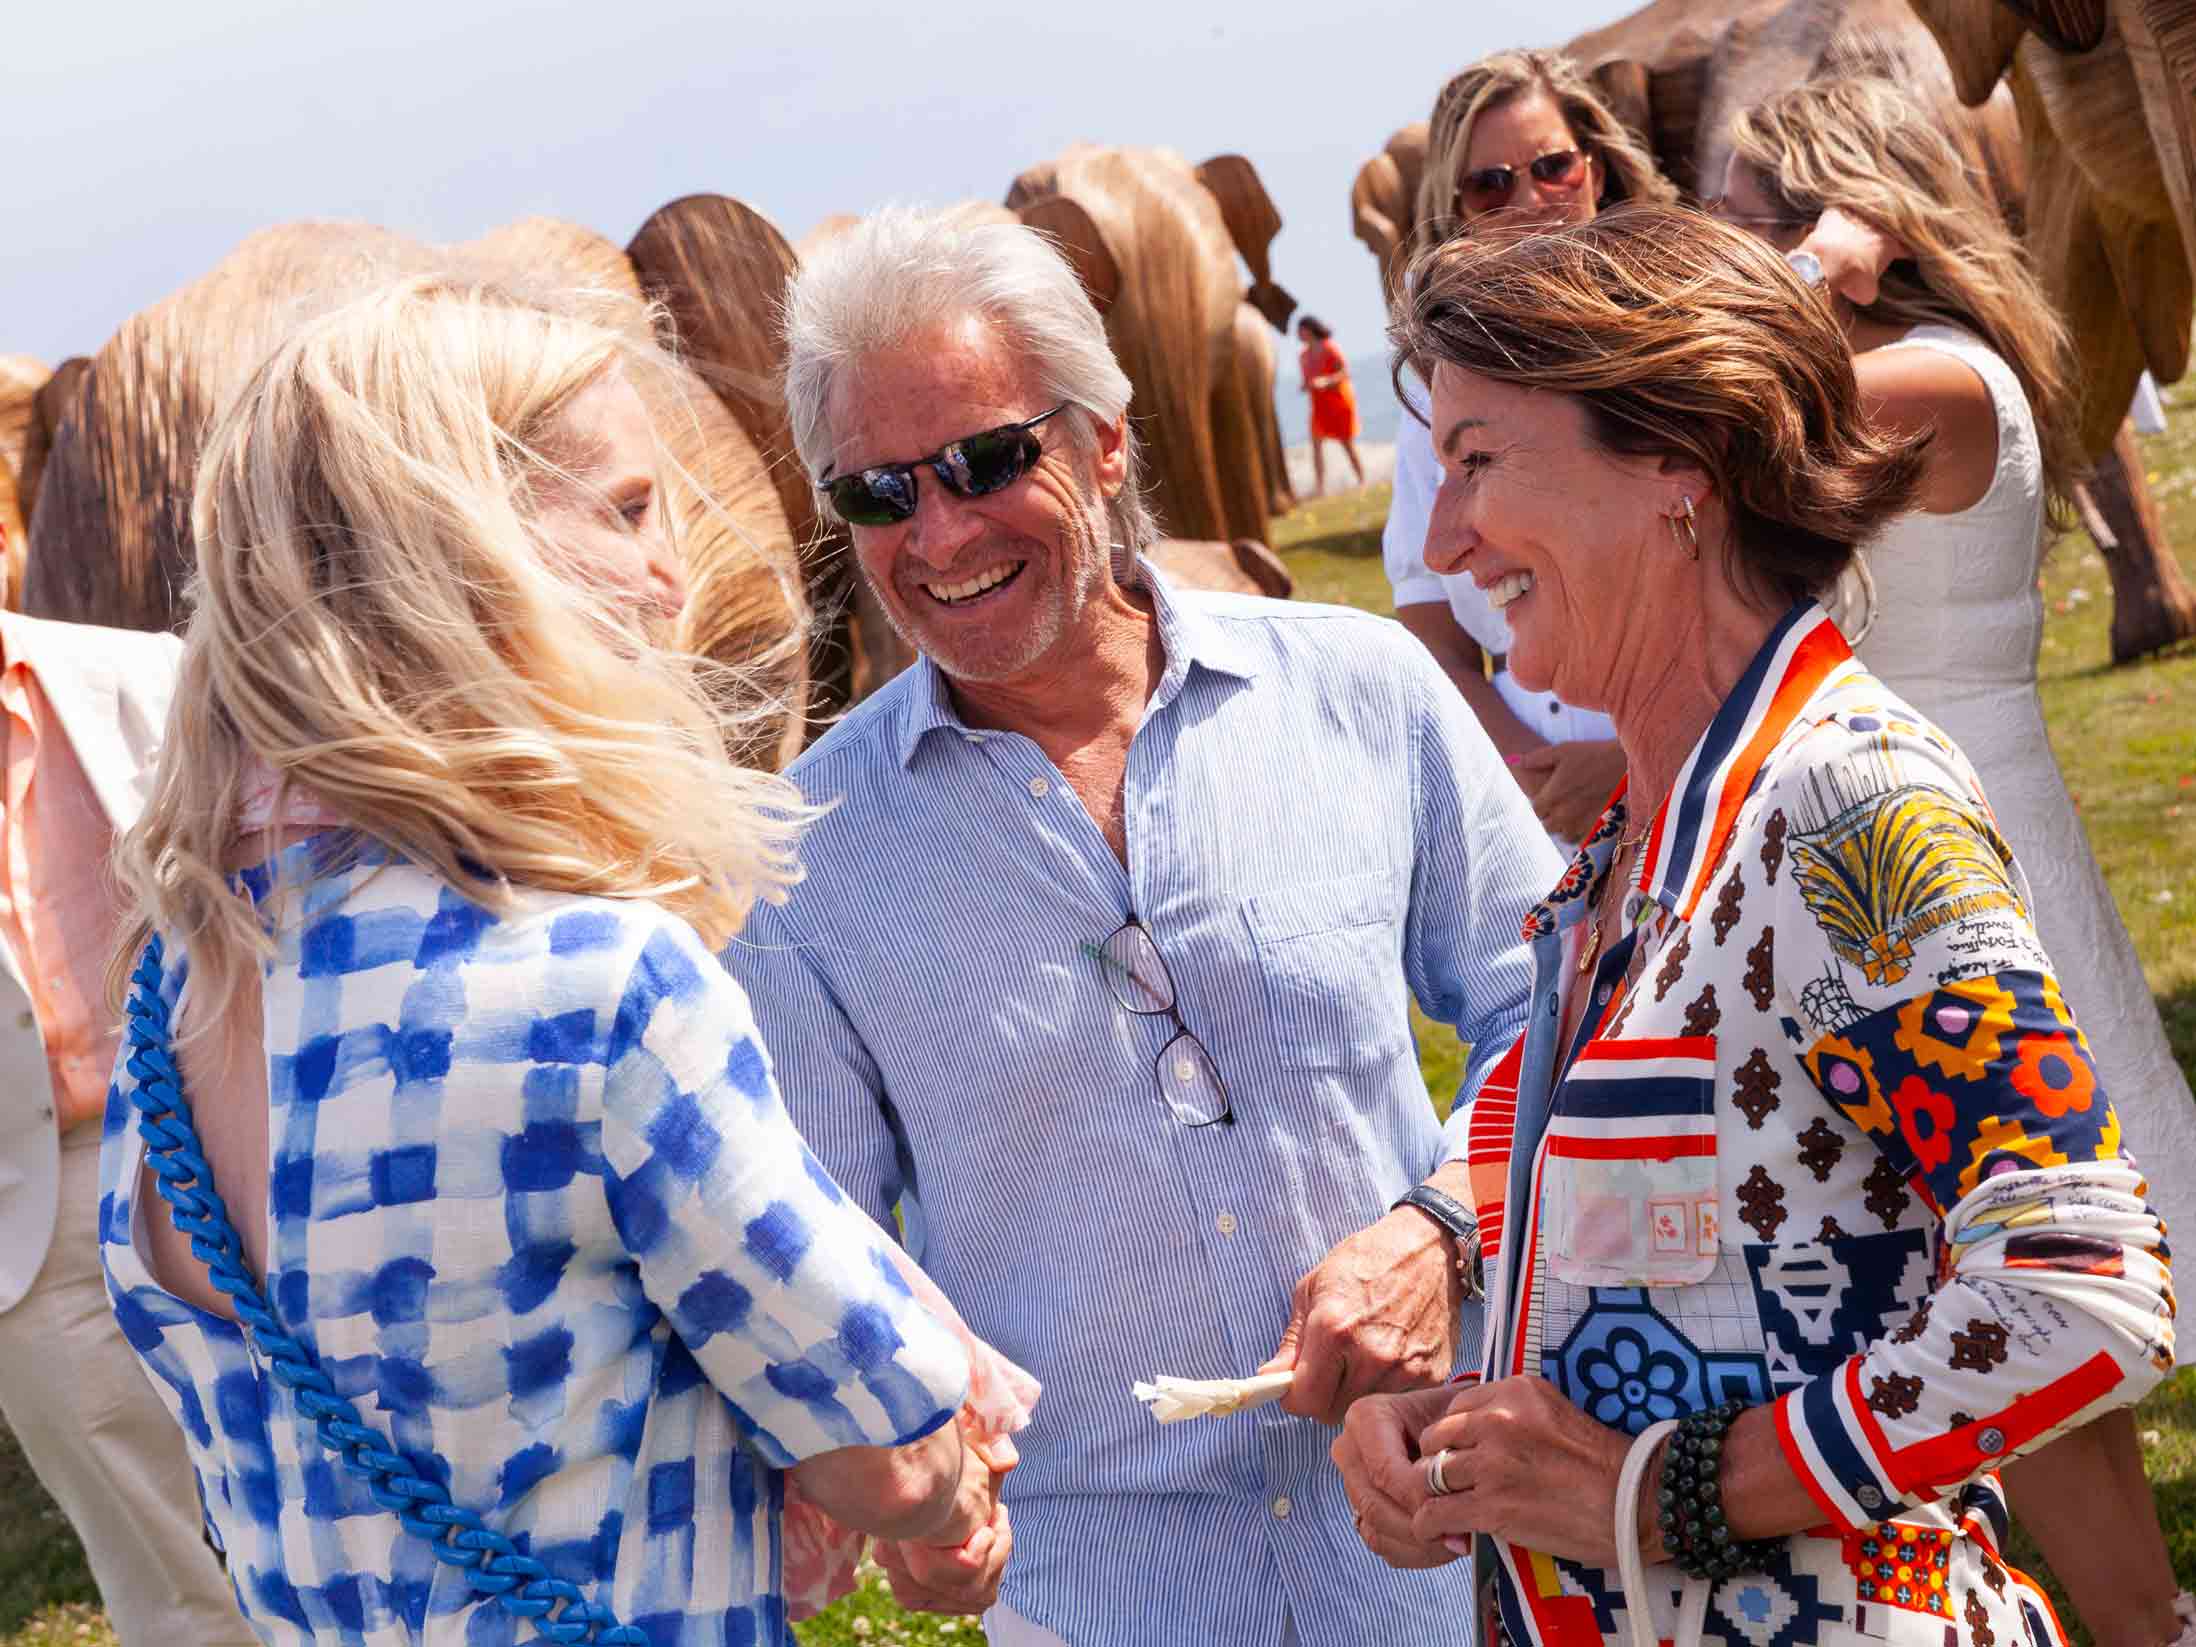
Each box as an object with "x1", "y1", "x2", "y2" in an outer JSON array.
[
  {"x1": 1384, "y1": 48, "x2": 1677, "y2": 849},
  {"x1": 1296, "y1": 314, "x2": 1366, "y2": 494},
  {"x1": 1335, "y1": 204, "x2": 2172, "y2": 1647},
  {"x1": 1720, "y1": 76, "x2": 2196, "y2": 1647}
]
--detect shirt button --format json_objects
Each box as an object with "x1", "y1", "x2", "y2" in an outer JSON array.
[
  {"x1": 1595, "y1": 982, "x2": 1612, "y2": 1005},
  {"x1": 1977, "y1": 1427, "x2": 2006, "y2": 1456},
  {"x1": 1856, "y1": 1485, "x2": 1883, "y2": 1510},
  {"x1": 1271, "y1": 1495, "x2": 1292, "y2": 1519},
  {"x1": 1028, "y1": 776, "x2": 1051, "y2": 798},
  {"x1": 1215, "y1": 1211, "x2": 1239, "y2": 1237},
  {"x1": 1173, "y1": 1054, "x2": 1199, "y2": 1084},
  {"x1": 962, "y1": 732, "x2": 984, "y2": 745},
  {"x1": 1547, "y1": 702, "x2": 1560, "y2": 715},
  {"x1": 15, "y1": 1011, "x2": 31, "y2": 1030}
]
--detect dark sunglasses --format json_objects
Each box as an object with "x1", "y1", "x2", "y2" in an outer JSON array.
[
  {"x1": 1457, "y1": 148, "x2": 1589, "y2": 215},
  {"x1": 820, "y1": 403, "x2": 1069, "y2": 526}
]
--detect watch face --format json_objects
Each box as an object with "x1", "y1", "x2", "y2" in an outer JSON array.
[{"x1": 1785, "y1": 249, "x2": 1826, "y2": 288}]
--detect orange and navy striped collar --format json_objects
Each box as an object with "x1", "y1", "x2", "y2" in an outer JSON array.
[{"x1": 1623, "y1": 602, "x2": 1857, "y2": 922}]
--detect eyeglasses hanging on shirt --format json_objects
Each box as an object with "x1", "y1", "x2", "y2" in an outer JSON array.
[{"x1": 1083, "y1": 918, "x2": 1235, "y2": 1127}]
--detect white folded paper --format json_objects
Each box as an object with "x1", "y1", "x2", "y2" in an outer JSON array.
[{"x1": 1131, "y1": 1370, "x2": 1296, "y2": 1423}]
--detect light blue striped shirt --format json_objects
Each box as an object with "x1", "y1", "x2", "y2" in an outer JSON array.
[{"x1": 726, "y1": 573, "x2": 1560, "y2": 1645}]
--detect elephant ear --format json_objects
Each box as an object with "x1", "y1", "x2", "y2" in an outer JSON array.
[
  {"x1": 14, "y1": 356, "x2": 82, "y2": 551},
  {"x1": 465, "y1": 216, "x2": 644, "y2": 298},
  {"x1": 1194, "y1": 154, "x2": 1296, "y2": 330},
  {"x1": 1014, "y1": 195, "x2": 1122, "y2": 316},
  {"x1": 1906, "y1": 0, "x2": 2030, "y2": 104},
  {"x1": 1586, "y1": 59, "x2": 1656, "y2": 152},
  {"x1": 2117, "y1": 0, "x2": 2196, "y2": 300},
  {"x1": 1351, "y1": 153, "x2": 1407, "y2": 303},
  {"x1": 625, "y1": 196, "x2": 809, "y2": 542},
  {"x1": 0, "y1": 356, "x2": 49, "y2": 606}
]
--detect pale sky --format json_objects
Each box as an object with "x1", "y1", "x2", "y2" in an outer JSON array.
[{"x1": 13, "y1": 0, "x2": 1631, "y2": 405}]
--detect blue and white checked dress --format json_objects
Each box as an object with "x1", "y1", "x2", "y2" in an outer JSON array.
[{"x1": 99, "y1": 839, "x2": 969, "y2": 1647}]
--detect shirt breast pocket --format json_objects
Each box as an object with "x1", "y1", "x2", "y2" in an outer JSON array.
[
  {"x1": 1543, "y1": 1036, "x2": 1720, "y2": 1288},
  {"x1": 1242, "y1": 870, "x2": 1409, "y2": 1074}
]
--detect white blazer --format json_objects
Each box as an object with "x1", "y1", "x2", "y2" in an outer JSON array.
[{"x1": 0, "y1": 612, "x2": 181, "y2": 1313}]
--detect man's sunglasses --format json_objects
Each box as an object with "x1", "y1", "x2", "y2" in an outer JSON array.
[
  {"x1": 1457, "y1": 147, "x2": 1589, "y2": 216},
  {"x1": 820, "y1": 403, "x2": 1069, "y2": 527}
]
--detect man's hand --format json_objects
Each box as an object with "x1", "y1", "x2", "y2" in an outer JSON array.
[
  {"x1": 874, "y1": 1497, "x2": 1013, "y2": 1615},
  {"x1": 1260, "y1": 1179, "x2": 1467, "y2": 1426},
  {"x1": 1512, "y1": 739, "x2": 1625, "y2": 844},
  {"x1": 1332, "y1": 1384, "x2": 1467, "y2": 1570},
  {"x1": 1794, "y1": 205, "x2": 1910, "y2": 308}
]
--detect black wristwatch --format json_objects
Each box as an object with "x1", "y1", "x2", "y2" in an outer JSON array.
[{"x1": 1391, "y1": 1185, "x2": 1484, "y2": 1302}]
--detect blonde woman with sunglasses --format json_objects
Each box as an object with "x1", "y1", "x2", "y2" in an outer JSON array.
[
  {"x1": 96, "y1": 275, "x2": 1004, "y2": 1647},
  {"x1": 1722, "y1": 77, "x2": 2196, "y2": 1647},
  {"x1": 1383, "y1": 49, "x2": 1677, "y2": 852}
]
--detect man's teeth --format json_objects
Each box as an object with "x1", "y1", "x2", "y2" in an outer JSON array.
[
  {"x1": 1486, "y1": 571, "x2": 1534, "y2": 611},
  {"x1": 925, "y1": 564, "x2": 1019, "y2": 604}
]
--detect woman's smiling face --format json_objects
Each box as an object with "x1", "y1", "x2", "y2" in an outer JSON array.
[{"x1": 1420, "y1": 360, "x2": 1695, "y2": 709}]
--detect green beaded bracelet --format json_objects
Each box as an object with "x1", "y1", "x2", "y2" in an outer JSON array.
[{"x1": 1652, "y1": 1400, "x2": 1782, "y2": 1582}]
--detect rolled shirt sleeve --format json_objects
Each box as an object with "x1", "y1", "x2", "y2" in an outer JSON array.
[
  {"x1": 1383, "y1": 406, "x2": 1449, "y2": 612},
  {"x1": 1394, "y1": 633, "x2": 1563, "y2": 1158},
  {"x1": 599, "y1": 916, "x2": 967, "y2": 1469},
  {"x1": 1763, "y1": 720, "x2": 2173, "y2": 1530}
]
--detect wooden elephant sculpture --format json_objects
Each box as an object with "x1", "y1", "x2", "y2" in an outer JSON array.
[
  {"x1": 1904, "y1": 0, "x2": 2196, "y2": 658},
  {"x1": 1006, "y1": 144, "x2": 1298, "y2": 548},
  {"x1": 19, "y1": 214, "x2": 813, "y2": 769}
]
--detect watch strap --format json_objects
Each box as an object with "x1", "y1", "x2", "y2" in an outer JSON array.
[{"x1": 1391, "y1": 1185, "x2": 1484, "y2": 1300}]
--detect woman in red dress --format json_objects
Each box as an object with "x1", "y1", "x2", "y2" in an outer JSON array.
[{"x1": 1297, "y1": 315, "x2": 1365, "y2": 495}]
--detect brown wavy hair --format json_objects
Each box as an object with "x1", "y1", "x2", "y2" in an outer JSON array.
[
  {"x1": 1418, "y1": 49, "x2": 1677, "y2": 252},
  {"x1": 1727, "y1": 77, "x2": 2079, "y2": 526},
  {"x1": 1393, "y1": 203, "x2": 1928, "y2": 609}
]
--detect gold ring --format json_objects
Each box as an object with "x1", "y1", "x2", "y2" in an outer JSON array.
[{"x1": 1425, "y1": 1446, "x2": 1456, "y2": 1498}]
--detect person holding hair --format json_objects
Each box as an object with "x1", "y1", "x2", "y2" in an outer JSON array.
[
  {"x1": 729, "y1": 205, "x2": 1557, "y2": 1646},
  {"x1": 1383, "y1": 49, "x2": 1678, "y2": 848},
  {"x1": 1295, "y1": 315, "x2": 1365, "y2": 495},
  {"x1": 98, "y1": 274, "x2": 999, "y2": 1645},
  {"x1": 1334, "y1": 205, "x2": 2172, "y2": 1647},
  {"x1": 1720, "y1": 81, "x2": 2196, "y2": 1645}
]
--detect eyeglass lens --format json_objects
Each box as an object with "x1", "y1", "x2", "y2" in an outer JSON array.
[{"x1": 1095, "y1": 921, "x2": 1232, "y2": 1126}]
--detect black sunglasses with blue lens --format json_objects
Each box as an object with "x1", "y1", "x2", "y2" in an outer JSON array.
[{"x1": 820, "y1": 403, "x2": 1069, "y2": 526}]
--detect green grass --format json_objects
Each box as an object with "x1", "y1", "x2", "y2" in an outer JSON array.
[{"x1": 8, "y1": 397, "x2": 2195, "y2": 1647}]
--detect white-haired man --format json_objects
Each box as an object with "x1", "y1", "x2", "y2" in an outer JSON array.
[{"x1": 727, "y1": 208, "x2": 1559, "y2": 1646}]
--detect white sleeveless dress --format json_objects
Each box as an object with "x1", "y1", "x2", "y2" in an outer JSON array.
[{"x1": 1842, "y1": 323, "x2": 2196, "y2": 1353}]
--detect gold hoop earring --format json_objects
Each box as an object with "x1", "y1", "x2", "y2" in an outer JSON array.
[{"x1": 1669, "y1": 496, "x2": 1700, "y2": 561}]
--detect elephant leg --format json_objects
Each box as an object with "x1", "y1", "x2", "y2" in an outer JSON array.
[{"x1": 2086, "y1": 419, "x2": 2196, "y2": 664}]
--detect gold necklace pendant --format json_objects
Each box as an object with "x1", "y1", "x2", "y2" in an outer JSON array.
[{"x1": 1576, "y1": 917, "x2": 1603, "y2": 975}]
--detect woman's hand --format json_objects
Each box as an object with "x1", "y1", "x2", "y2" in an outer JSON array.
[
  {"x1": 1332, "y1": 1384, "x2": 1470, "y2": 1570},
  {"x1": 872, "y1": 1418, "x2": 1017, "y2": 1614},
  {"x1": 1795, "y1": 206, "x2": 1911, "y2": 307},
  {"x1": 1407, "y1": 1375, "x2": 1637, "y2": 1568}
]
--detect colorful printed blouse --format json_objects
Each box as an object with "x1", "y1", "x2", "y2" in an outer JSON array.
[
  {"x1": 98, "y1": 840, "x2": 969, "y2": 1647},
  {"x1": 1465, "y1": 604, "x2": 2173, "y2": 1646}
]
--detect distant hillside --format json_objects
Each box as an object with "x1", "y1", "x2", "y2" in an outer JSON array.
[{"x1": 1273, "y1": 351, "x2": 1405, "y2": 448}]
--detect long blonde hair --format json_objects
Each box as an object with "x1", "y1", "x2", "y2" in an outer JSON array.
[
  {"x1": 116, "y1": 274, "x2": 810, "y2": 1019},
  {"x1": 1419, "y1": 49, "x2": 1677, "y2": 252},
  {"x1": 1727, "y1": 77, "x2": 2081, "y2": 522}
]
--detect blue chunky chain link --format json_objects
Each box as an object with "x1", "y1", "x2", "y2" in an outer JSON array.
[{"x1": 123, "y1": 935, "x2": 648, "y2": 1647}]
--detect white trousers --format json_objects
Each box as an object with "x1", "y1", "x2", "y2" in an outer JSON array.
[
  {"x1": 0, "y1": 1122, "x2": 256, "y2": 1647},
  {"x1": 985, "y1": 1601, "x2": 1301, "y2": 1645}
]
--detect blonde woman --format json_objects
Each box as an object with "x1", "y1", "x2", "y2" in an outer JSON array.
[
  {"x1": 1722, "y1": 78, "x2": 2194, "y2": 1647},
  {"x1": 96, "y1": 276, "x2": 1004, "y2": 1645},
  {"x1": 1384, "y1": 48, "x2": 1678, "y2": 849}
]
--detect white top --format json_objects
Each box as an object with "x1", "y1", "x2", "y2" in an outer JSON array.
[
  {"x1": 1847, "y1": 323, "x2": 2196, "y2": 1362},
  {"x1": 1383, "y1": 381, "x2": 1617, "y2": 744}
]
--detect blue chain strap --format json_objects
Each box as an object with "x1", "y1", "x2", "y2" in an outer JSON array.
[{"x1": 123, "y1": 935, "x2": 648, "y2": 1647}]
